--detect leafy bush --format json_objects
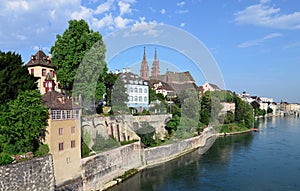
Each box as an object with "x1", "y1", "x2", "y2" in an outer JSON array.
[
  {"x1": 81, "y1": 138, "x2": 92, "y2": 158},
  {"x1": 34, "y1": 144, "x2": 49, "y2": 157},
  {"x1": 136, "y1": 125, "x2": 155, "y2": 147},
  {"x1": 0, "y1": 152, "x2": 13, "y2": 165}
]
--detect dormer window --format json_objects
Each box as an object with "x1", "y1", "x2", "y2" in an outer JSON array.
[{"x1": 42, "y1": 69, "x2": 46, "y2": 76}]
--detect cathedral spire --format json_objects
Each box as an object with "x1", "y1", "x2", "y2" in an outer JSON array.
[
  {"x1": 151, "y1": 48, "x2": 160, "y2": 78},
  {"x1": 143, "y1": 46, "x2": 147, "y2": 61},
  {"x1": 140, "y1": 47, "x2": 149, "y2": 80}
]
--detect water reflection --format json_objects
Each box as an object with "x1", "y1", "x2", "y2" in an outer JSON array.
[{"x1": 108, "y1": 133, "x2": 254, "y2": 191}]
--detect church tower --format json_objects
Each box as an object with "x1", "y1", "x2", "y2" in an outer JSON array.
[
  {"x1": 151, "y1": 48, "x2": 160, "y2": 78},
  {"x1": 140, "y1": 47, "x2": 149, "y2": 80}
]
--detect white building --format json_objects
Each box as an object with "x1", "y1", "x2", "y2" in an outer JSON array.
[{"x1": 119, "y1": 69, "x2": 149, "y2": 112}]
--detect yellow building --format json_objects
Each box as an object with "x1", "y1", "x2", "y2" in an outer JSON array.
[
  {"x1": 26, "y1": 50, "x2": 60, "y2": 94},
  {"x1": 42, "y1": 91, "x2": 82, "y2": 185}
]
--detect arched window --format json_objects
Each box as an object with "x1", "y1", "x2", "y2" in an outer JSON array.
[
  {"x1": 139, "y1": 96, "x2": 142, "y2": 102},
  {"x1": 134, "y1": 87, "x2": 138, "y2": 93},
  {"x1": 144, "y1": 88, "x2": 147, "y2": 93},
  {"x1": 144, "y1": 96, "x2": 147, "y2": 102},
  {"x1": 130, "y1": 87, "x2": 133, "y2": 92},
  {"x1": 139, "y1": 88, "x2": 142, "y2": 93},
  {"x1": 134, "y1": 96, "x2": 138, "y2": 102}
]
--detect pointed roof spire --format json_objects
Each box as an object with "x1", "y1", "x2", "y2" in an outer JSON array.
[
  {"x1": 143, "y1": 46, "x2": 146, "y2": 61},
  {"x1": 154, "y1": 48, "x2": 157, "y2": 61}
]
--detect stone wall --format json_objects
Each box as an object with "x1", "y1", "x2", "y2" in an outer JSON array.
[
  {"x1": 81, "y1": 142, "x2": 142, "y2": 191},
  {"x1": 0, "y1": 155, "x2": 55, "y2": 191},
  {"x1": 144, "y1": 127, "x2": 216, "y2": 166}
]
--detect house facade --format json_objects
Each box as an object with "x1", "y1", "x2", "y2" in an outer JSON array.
[
  {"x1": 42, "y1": 90, "x2": 81, "y2": 185},
  {"x1": 119, "y1": 69, "x2": 149, "y2": 112},
  {"x1": 26, "y1": 50, "x2": 60, "y2": 94}
]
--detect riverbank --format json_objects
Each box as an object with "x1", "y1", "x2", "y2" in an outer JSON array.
[
  {"x1": 97, "y1": 127, "x2": 216, "y2": 191},
  {"x1": 101, "y1": 126, "x2": 256, "y2": 191}
]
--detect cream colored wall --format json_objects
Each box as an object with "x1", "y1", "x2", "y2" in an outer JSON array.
[
  {"x1": 27, "y1": 66, "x2": 59, "y2": 94},
  {"x1": 46, "y1": 116, "x2": 81, "y2": 185}
]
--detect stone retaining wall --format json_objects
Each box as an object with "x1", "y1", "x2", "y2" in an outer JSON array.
[
  {"x1": 81, "y1": 142, "x2": 142, "y2": 191},
  {"x1": 0, "y1": 155, "x2": 55, "y2": 191}
]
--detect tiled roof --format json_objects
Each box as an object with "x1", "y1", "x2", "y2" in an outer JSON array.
[
  {"x1": 119, "y1": 72, "x2": 148, "y2": 85},
  {"x1": 42, "y1": 91, "x2": 80, "y2": 110},
  {"x1": 26, "y1": 50, "x2": 55, "y2": 69},
  {"x1": 208, "y1": 83, "x2": 220, "y2": 90},
  {"x1": 148, "y1": 79, "x2": 174, "y2": 91}
]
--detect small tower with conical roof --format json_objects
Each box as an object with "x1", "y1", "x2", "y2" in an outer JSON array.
[
  {"x1": 140, "y1": 47, "x2": 149, "y2": 80},
  {"x1": 151, "y1": 48, "x2": 160, "y2": 78}
]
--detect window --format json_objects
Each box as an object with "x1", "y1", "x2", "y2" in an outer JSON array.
[
  {"x1": 130, "y1": 87, "x2": 133, "y2": 92},
  {"x1": 67, "y1": 110, "x2": 71, "y2": 119},
  {"x1": 51, "y1": 110, "x2": 56, "y2": 120},
  {"x1": 144, "y1": 88, "x2": 147, "y2": 93},
  {"x1": 51, "y1": 70, "x2": 55, "y2": 77},
  {"x1": 134, "y1": 96, "x2": 138, "y2": 102},
  {"x1": 59, "y1": 142, "x2": 64, "y2": 151},
  {"x1": 59, "y1": 128, "x2": 63, "y2": 135},
  {"x1": 72, "y1": 110, "x2": 80, "y2": 118},
  {"x1": 128, "y1": 96, "x2": 133, "y2": 101},
  {"x1": 30, "y1": 68, "x2": 34, "y2": 75},
  {"x1": 61, "y1": 110, "x2": 66, "y2": 119},
  {"x1": 139, "y1": 88, "x2": 142, "y2": 93},
  {"x1": 56, "y1": 110, "x2": 61, "y2": 120},
  {"x1": 139, "y1": 96, "x2": 142, "y2": 102},
  {"x1": 71, "y1": 126, "x2": 75, "y2": 134},
  {"x1": 42, "y1": 69, "x2": 46, "y2": 76},
  {"x1": 144, "y1": 96, "x2": 147, "y2": 102},
  {"x1": 134, "y1": 87, "x2": 138, "y2": 93},
  {"x1": 71, "y1": 140, "x2": 76, "y2": 148}
]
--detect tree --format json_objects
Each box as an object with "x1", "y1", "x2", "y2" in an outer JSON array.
[
  {"x1": 233, "y1": 93, "x2": 254, "y2": 128},
  {"x1": 111, "y1": 77, "x2": 129, "y2": 114},
  {"x1": 199, "y1": 91, "x2": 223, "y2": 125},
  {"x1": 0, "y1": 90, "x2": 48, "y2": 155},
  {"x1": 267, "y1": 107, "x2": 273, "y2": 114},
  {"x1": 104, "y1": 72, "x2": 118, "y2": 106},
  {"x1": 0, "y1": 51, "x2": 37, "y2": 104},
  {"x1": 50, "y1": 19, "x2": 106, "y2": 97}
]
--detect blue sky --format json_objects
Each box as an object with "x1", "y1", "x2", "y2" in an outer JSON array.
[{"x1": 1, "y1": 0, "x2": 300, "y2": 102}]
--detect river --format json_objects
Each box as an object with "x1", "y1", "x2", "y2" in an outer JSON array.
[{"x1": 107, "y1": 117, "x2": 300, "y2": 191}]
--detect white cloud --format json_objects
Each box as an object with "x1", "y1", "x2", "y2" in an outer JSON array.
[
  {"x1": 177, "y1": 1, "x2": 185, "y2": 7},
  {"x1": 71, "y1": 6, "x2": 94, "y2": 20},
  {"x1": 131, "y1": 17, "x2": 162, "y2": 37},
  {"x1": 237, "y1": 32, "x2": 283, "y2": 48},
  {"x1": 95, "y1": 0, "x2": 114, "y2": 14},
  {"x1": 161, "y1": 9, "x2": 166, "y2": 14},
  {"x1": 93, "y1": 13, "x2": 114, "y2": 29},
  {"x1": 118, "y1": 1, "x2": 133, "y2": 15},
  {"x1": 4, "y1": 0, "x2": 29, "y2": 11},
  {"x1": 234, "y1": 1, "x2": 300, "y2": 30},
  {"x1": 180, "y1": 22, "x2": 185, "y2": 27},
  {"x1": 114, "y1": 16, "x2": 132, "y2": 28}
]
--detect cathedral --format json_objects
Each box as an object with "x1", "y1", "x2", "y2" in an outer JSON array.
[
  {"x1": 140, "y1": 47, "x2": 197, "y2": 93},
  {"x1": 140, "y1": 47, "x2": 160, "y2": 80}
]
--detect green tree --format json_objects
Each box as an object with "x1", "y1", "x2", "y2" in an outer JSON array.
[
  {"x1": 50, "y1": 19, "x2": 106, "y2": 97},
  {"x1": 104, "y1": 72, "x2": 118, "y2": 106},
  {"x1": 267, "y1": 107, "x2": 273, "y2": 114},
  {"x1": 0, "y1": 90, "x2": 48, "y2": 155},
  {"x1": 0, "y1": 51, "x2": 37, "y2": 104},
  {"x1": 233, "y1": 93, "x2": 254, "y2": 128},
  {"x1": 199, "y1": 91, "x2": 223, "y2": 125},
  {"x1": 111, "y1": 77, "x2": 129, "y2": 114}
]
